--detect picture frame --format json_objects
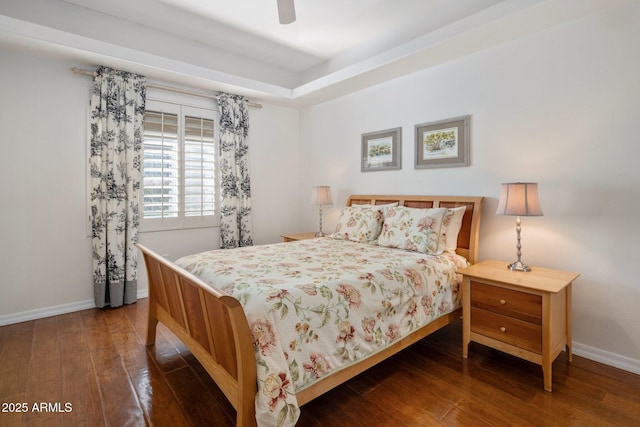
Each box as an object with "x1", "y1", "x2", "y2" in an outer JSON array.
[
  {"x1": 414, "y1": 115, "x2": 470, "y2": 169},
  {"x1": 361, "y1": 127, "x2": 402, "y2": 172}
]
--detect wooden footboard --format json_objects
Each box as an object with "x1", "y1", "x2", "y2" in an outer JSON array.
[{"x1": 136, "y1": 244, "x2": 258, "y2": 427}]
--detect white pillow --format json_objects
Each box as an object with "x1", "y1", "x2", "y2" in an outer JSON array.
[
  {"x1": 440, "y1": 206, "x2": 466, "y2": 253},
  {"x1": 376, "y1": 206, "x2": 448, "y2": 254},
  {"x1": 331, "y1": 206, "x2": 385, "y2": 243}
]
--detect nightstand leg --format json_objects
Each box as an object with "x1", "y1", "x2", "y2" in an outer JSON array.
[
  {"x1": 543, "y1": 364, "x2": 552, "y2": 392},
  {"x1": 542, "y1": 293, "x2": 552, "y2": 392},
  {"x1": 566, "y1": 283, "x2": 573, "y2": 362},
  {"x1": 463, "y1": 334, "x2": 470, "y2": 358},
  {"x1": 462, "y1": 278, "x2": 470, "y2": 358}
]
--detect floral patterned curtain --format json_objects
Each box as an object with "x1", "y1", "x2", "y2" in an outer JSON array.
[
  {"x1": 217, "y1": 93, "x2": 253, "y2": 248},
  {"x1": 89, "y1": 66, "x2": 146, "y2": 308}
]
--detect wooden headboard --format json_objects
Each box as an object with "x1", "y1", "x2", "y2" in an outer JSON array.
[{"x1": 346, "y1": 195, "x2": 483, "y2": 264}]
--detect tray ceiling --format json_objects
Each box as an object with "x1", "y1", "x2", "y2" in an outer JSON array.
[{"x1": 0, "y1": 0, "x2": 631, "y2": 106}]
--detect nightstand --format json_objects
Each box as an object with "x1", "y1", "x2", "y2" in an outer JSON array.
[
  {"x1": 459, "y1": 259, "x2": 579, "y2": 391},
  {"x1": 281, "y1": 232, "x2": 319, "y2": 242}
]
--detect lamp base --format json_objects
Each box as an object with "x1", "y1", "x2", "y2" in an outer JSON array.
[
  {"x1": 315, "y1": 231, "x2": 325, "y2": 237},
  {"x1": 507, "y1": 260, "x2": 532, "y2": 272}
]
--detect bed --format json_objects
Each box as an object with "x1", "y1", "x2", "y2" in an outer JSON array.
[{"x1": 137, "y1": 194, "x2": 483, "y2": 426}]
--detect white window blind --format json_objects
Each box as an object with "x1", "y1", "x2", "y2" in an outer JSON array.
[
  {"x1": 184, "y1": 115, "x2": 215, "y2": 217},
  {"x1": 143, "y1": 110, "x2": 179, "y2": 219},
  {"x1": 141, "y1": 100, "x2": 218, "y2": 231}
]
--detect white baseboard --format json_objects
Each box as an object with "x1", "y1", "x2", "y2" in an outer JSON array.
[
  {"x1": 573, "y1": 342, "x2": 640, "y2": 376},
  {"x1": 0, "y1": 288, "x2": 149, "y2": 327}
]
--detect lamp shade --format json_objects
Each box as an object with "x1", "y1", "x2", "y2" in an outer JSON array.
[
  {"x1": 311, "y1": 186, "x2": 333, "y2": 205},
  {"x1": 496, "y1": 183, "x2": 543, "y2": 216}
]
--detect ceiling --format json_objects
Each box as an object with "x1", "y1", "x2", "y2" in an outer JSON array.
[
  {"x1": 0, "y1": 0, "x2": 632, "y2": 106},
  {"x1": 63, "y1": 0, "x2": 506, "y2": 73}
]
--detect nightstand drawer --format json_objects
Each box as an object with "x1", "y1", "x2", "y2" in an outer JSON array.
[
  {"x1": 471, "y1": 307, "x2": 542, "y2": 353},
  {"x1": 471, "y1": 281, "x2": 542, "y2": 325}
]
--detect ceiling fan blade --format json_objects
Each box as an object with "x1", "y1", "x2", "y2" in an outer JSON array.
[{"x1": 277, "y1": 0, "x2": 296, "y2": 24}]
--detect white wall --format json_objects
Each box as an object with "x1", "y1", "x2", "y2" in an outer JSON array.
[
  {"x1": 0, "y1": 49, "x2": 91, "y2": 317},
  {"x1": 299, "y1": 3, "x2": 640, "y2": 370},
  {"x1": 1, "y1": 1, "x2": 639, "y2": 374},
  {"x1": 0, "y1": 47, "x2": 302, "y2": 322}
]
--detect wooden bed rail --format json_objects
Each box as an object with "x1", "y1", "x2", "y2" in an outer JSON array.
[{"x1": 136, "y1": 244, "x2": 258, "y2": 427}]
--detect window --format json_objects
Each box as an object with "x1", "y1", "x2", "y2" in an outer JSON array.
[{"x1": 141, "y1": 99, "x2": 218, "y2": 231}]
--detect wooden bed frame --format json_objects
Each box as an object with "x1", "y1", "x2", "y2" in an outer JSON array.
[{"x1": 136, "y1": 195, "x2": 483, "y2": 426}]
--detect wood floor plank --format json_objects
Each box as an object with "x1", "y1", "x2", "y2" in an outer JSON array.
[
  {"x1": 0, "y1": 392, "x2": 26, "y2": 427},
  {"x1": 0, "y1": 322, "x2": 34, "y2": 399},
  {"x1": 413, "y1": 324, "x2": 626, "y2": 427},
  {"x1": 1, "y1": 300, "x2": 639, "y2": 427},
  {"x1": 164, "y1": 365, "x2": 234, "y2": 426},
  {"x1": 403, "y1": 345, "x2": 546, "y2": 426},
  {"x1": 440, "y1": 406, "x2": 494, "y2": 427},
  {"x1": 84, "y1": 309, "x2": 147, "y2": 427},
  {"x1": 91, "y1": 346, "x2": 147, "y2": 427},
  {"x1": 602, "y1": 391, "x2": 640, "y2": 420},
  {"x1": 357, "y1": 355, "x2": 456, "y2": 423},
  {"x1": 130, "y1": 363, "x2": 193, "y2": 427},
  {"x1": 300, "y1": 384, "x2": 420, "y2": 426},
  {"x1": 398, "y1": 347, "x2": 544, "y2": 427},
  {"x1": 58, "y1": 310, "x2": 105, "y2": 427},
  {"x1": 554, "y1": 354, "x2": 640, "y2": 399},
  {"x1": 183, "y1": 352, "x2": 237, "y2": 420},
  {"x1": 23, "y1": 317, "x2": 63, "y2": 427},
  {"x1": 103, "y1": 308, "x2": 150, "y2": 373},
  {"x1": 105, "y1": 306, "x2": 192, "y2": 427},
  {"x1": 530, "y1": 380, "x2": 637, "y2": 426}
]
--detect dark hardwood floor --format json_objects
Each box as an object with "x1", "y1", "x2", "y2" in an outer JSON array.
[{"x1": 1, "y1": 298, "x2": 639, "y2": 426}]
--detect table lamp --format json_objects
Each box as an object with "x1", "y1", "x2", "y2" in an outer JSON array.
[
  {"x1": 496, "y1": 182, "x2": 543, "y2": 272},
  {"x1": 312, "y1": 186, "x2": 333, "y2": 237}
]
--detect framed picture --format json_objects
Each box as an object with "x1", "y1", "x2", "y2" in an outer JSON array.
[
  {"x1": 414, "y1": 115, "x2": 470, "y2": 169},
  {"x1": 361, "y1": 127, "x2": 402, "y2": 172}
]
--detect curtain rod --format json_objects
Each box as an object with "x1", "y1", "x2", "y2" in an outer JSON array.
[{"x1": 70, "y1": 67, "x2": 263, "y2": 109}]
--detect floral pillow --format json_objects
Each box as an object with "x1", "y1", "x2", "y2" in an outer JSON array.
[
  {"x1": 376, "y1": 206, "x2": 448, "y2": 254},
  {"x1": 351, "y1": 202, "x2": 398, "y2": 208},
  {"x1": 331, "y1": 206, "x2": 385, "y2": 243},
  {"x1": 440, "y1": 206, "x2": 466, "y2": 253}
]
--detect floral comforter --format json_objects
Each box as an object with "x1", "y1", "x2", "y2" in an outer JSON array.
[{"x1": 175, "y1": 237, "x2": 468, "y2": 427}]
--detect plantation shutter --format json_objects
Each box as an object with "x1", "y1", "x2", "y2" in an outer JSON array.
[
  {"x1": 142, "y1": 110, "x2": 179, "y2": 219},
  {"x1": 184, "y1": 115, "x2": 215, "y2": 217}
]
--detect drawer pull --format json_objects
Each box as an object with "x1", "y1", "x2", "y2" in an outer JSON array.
[
  {"x1": 499, "y1": 299, "x2": 506, "y2": 305},
  {"x1": 500, "y1": 326, "x2": 506, "y2": 333}
]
